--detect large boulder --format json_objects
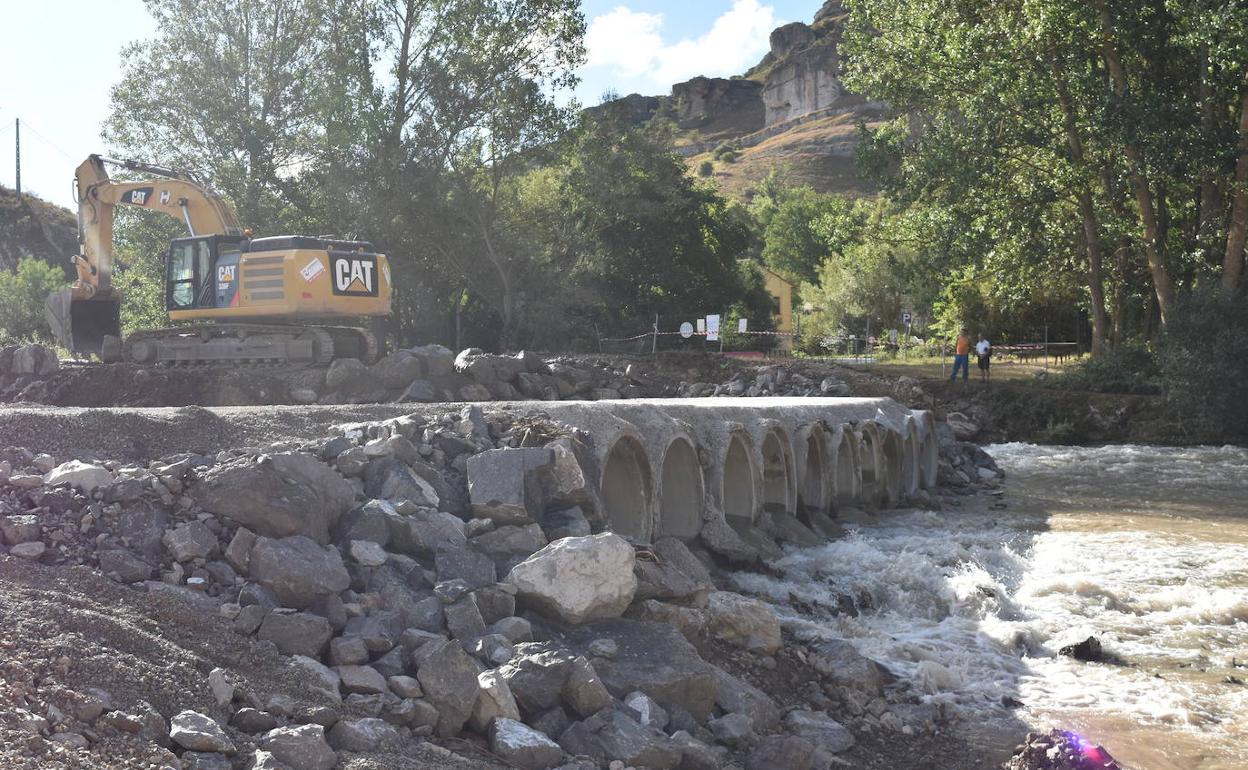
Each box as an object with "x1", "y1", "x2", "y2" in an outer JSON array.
[
  {"x1": 194, "y1": 454, "x2": 354, "y2": 544},
  {"x1": 258, "y1": 611, "x2": 333, "y2": 657},
  {"x1": 506, "y1": 533, "x2": 636, "y2": 625},
  {"x1": 408, "y1": 344, "x2": 454, "y2": 377},
  {"x1": 387, "y1": 508, "x2": 466, "y2": 558},
  {"x1": 563, "y1": 619, "x2": 719, "y2": 721},
  {"x1": 467, "y1": 448, "x2": 553, "y2": 524},
  {"x1": 745, "y1": 736, "x2": 815, "y2": 770},
  {"x1": 162, "y1": 521, "x2": 217, "y2": 562},
  {"x1": 327, "y1": 718, "x2": 401, "y2": 752},
  {"x1": 558, "y1": 708, "x2": 680, "y2": 769},
  {"x1": 713, "y1": 668, "x2": 780, "y2": 731},
  {"x1": 704, "y1": 592, "x2": 782, "y2": 655},
  {"x1": 490, "y1": 719, "x2": 566, "y2": 770},
  {"x1": 261, "y1": 725, "x2": 336, "y2": 770},
  {"x1": 170, "y1": 711, "x2": 235, "y2": 754},
  {"x1": 43, "y1": 461, "x2": 113, "y2": 493},
  {"x1": 415, "y1": 640, "x2": 482, "y2": 737},
  {"x1": 496, "y1": 643, "x2": 576, "y2": 717},
  {"x1": 9, "y1": 344, "x2": 58, "y2": 376},
  {"x1": 249, "y1": 536, "x2": 351, "y2": 608},
  {"x1": 371, "y1": 351, "x2": 424, "y2": 389},
  {"x1": 945, "y1": 412, "x2": 980, "y2": 441},
  {"x1": 783, "y1": 710, "x2": 854, "y2": 753},
  {"x1": 325, "y1": 358, "x2": 373, "y2": 394},
  {"x1": 807, "y1": 639, "x2": 893, "y2": 695},
  {"x1": 363, "y1": 457, "x2": 441, "y2": 508},
  {"x1": 470, "y1": 670, "x2": 522, "y2": 733}
]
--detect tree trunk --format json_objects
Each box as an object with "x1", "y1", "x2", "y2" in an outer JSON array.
[
  {"x1": 1222, "y1": 73, "x2": 1248, "y2": 297},
  {"x1": 1052, "y1": 53, "x2": 1110, "y2": 355},
  {"x1": 1198, "y1": 44, "x2": 1224, "y2": 247},
  {"x1": 1098, "y1": 3, "x2": 1175, "y2": 324}
]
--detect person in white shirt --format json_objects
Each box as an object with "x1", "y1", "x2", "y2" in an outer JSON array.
[{"x1": 976, "y1": 335, "x2": 992, "y2": 382}]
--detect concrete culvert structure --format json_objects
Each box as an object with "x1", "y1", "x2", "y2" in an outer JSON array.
[
  {"x1": 832, "y1": 425, "x2": 860, "y2": 510},
  {"x1": 760, "y1": 428, "x2": 793, "y2": 515},
  {"x1": 601, "y1": 434, "x2": 653, "y2": 541},
  {"x1": 722, "y1": 432, "x2": 757, "y2": 529},
  {"x1": 856, "y1": 423, "x2": 883, "y2": 508},
  {"x1": 901, "y1": 419, "x2": 921, "y2": 496},
  {"x1": 796, "y1": 426, "x2": 827, "y2": 521},
  {"x1": 917, "y1": 411, "x2": 939, "y2": 489},
  {"x1": 657, "y1": 437, "x2": 705, "y2": 539},
  {"x1": 880, "y1": 429, "x2": 904, "y2": 506}
]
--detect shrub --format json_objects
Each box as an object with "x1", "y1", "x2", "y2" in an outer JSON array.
[
  {"x1": 697, "y1": 160, "x2": 714, "y2": 177},
  {"x1": 1052, "y1": 342, "x2": 1162, "y2": 395},
  {"x1": 0, "y1": 256, "x2": 63, "y2": 345},
  {"x1": 712, "y1": 142, "x2": 740, "y2": 163},
  {"x1": 1156, "y1": 290, "x2": 1248, "y2": 441}
]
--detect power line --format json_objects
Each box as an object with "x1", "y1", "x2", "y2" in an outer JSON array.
[{"x1": 15, "y1": 118, "x2": 76, "y2": 163}]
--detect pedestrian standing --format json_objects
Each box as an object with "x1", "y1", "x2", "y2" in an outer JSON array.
[
  {"x1": 976, "y1": 334, "x2": 992, "y2": 383},
  {"x1": 950, "y1": 328, "x2": 971, "y2": 382}
]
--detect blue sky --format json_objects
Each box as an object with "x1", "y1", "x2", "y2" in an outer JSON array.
[{"x1": 0, "y1": 1, "x2": 823, "y2": 209}]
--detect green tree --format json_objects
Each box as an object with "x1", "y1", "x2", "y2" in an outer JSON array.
[
  {"x1": 0, "y1": 257, "x2": 65, "y2": 344},
  {"x1": 842, "y1": 0, "x2": 1248, "y2": 352},
  {"x1": 106, "y1": 0, "x2": 336, "y2": 231}
]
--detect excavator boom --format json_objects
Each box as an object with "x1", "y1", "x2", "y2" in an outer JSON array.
[{"x1": 47, "y1": 154, "x2": 243, "y2": 355}]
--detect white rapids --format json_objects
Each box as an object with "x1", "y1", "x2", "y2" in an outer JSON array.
[{"x1": 732, "y1": 444, "x2": 1248, "y2": 770}]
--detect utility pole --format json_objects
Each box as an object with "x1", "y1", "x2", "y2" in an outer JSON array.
[{"x1": 15, "y1": 118, "x2": 21, "y2": 200}]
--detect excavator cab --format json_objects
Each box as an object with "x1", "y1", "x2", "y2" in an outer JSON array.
[{"x1": 165, "y1": 234, "x2": 245, "y2": 311}]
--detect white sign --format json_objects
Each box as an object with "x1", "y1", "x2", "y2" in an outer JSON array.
[
  {"x1": 300, "y1": 258, "x2": 326, "y2": 282},
  {"x1": 706, "y1": 314, "x2": 721, "y2": 342},
  {"x1": 679, "y1": 322, "x2": 694, "y2": 339},
  {"x1": 738, "y1": 318, "x2": 748, "y2": 333},
  {"x1": 696, "y1": 318, "x2": 706, "y2": 333}
]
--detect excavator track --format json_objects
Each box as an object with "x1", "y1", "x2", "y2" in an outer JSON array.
[{"x1": 120, "y1": 324, "x2": 378, "y2": 367}]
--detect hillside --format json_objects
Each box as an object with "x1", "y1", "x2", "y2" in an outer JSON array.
[
  {"x1": 591, "y1": 1, "x2": 885, "y2": 199},
  {"x1": 0, "y1": 185, "x2": 77, "y2": 277}
]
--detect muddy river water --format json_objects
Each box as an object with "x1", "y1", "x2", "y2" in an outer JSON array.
[{"x1": 735, "y1": 444, "x2": 1248, "y2": 770}]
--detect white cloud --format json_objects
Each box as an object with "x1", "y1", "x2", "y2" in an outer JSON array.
[{"x1": 583, "y1": 0, "x2": 779, "y2": 94}]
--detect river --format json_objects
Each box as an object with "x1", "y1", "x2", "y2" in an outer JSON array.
[{"x1": 734, "y1": 444, "x2": 1248, "y2": 770}]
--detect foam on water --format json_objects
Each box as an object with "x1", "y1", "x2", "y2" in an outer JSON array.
[{"x1": 732, "y1": 444, "x2": 1248, "y2": 767}]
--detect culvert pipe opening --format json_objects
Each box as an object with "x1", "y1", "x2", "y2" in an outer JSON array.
[
  {"x1": 658, "y1": 437, "x2": 705, "y2": 539},
  {"x1": 761, "y1": 430, "x2": 792, "y2": 515},
  {"x1": 798, "y1": 430, "x2": 825, "y2": 521},
  {"x1": 722, "y1": 433, "x2": 756, "y2": 528},
  {"x1": 834, "y1": 428, "x2": 859, "y2": 509},
  {"x1": 902, "y1": 425, "x2": 919, "y2": 496},
  {"x1": 601, "y1": 435, "x2": 653, "y2": 541},
  {"x1": 882, "y1": 430, "x2": 904, "y2": 504},
  {"x1": 858, "y1": 427, "x2": 881, "y2": 507}
]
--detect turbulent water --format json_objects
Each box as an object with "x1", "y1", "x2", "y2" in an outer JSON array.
[{"x1": 734, "y1": 444, "x2": 1248, "y2": 770}]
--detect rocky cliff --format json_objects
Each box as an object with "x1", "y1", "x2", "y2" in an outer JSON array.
[
  {"x1": 592, "y1": 1, "x2": 882, "y2": 198},
  {"x1": 0, "y1": 185, "x2": 77, "y2": 277}
]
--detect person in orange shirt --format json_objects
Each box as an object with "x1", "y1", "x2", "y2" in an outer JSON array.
[{"x1": 950, "y1": 328, "x2": 971, "y2": 381}]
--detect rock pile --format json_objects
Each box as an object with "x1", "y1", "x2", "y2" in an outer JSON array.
[
  {"x1": 313, "y1": 346, "x2": 677, "y2": 406},
  {"x1": 0, "y1": 343, "x2": 58, "y2": 378},
  {"x1": 1, "y1": 402, "x2": 985, "y2": 769}
]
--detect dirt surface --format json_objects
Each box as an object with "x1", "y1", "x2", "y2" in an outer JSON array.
[
  {"x1": 5, "y1": 363, "x2": 310, "y2": 408},
  {"x1": 0, "y1": 403, "x2": 419, "y2": 460},
  {"x1": 0, "y1": 558, "x2": 512, "y2": 770}
]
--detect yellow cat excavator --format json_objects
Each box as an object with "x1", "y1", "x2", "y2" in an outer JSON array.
[{"x1": 45, "y1": 154, "x2": 392, "y2": 365}]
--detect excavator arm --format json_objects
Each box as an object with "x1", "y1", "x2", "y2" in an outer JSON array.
[{"x1": 48, "y1": 154, "x2": 243, "y2": 355}]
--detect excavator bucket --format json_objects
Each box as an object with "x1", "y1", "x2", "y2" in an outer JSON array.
[{"x1": 45, "y1": 289, "x2": 122, "y2": 358}]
